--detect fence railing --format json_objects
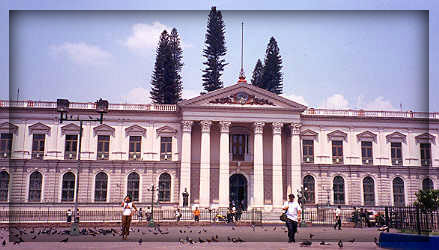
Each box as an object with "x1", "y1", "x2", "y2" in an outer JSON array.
[
  {"x1": 0, "y1": 207, "x2": 263, "y2": 225},
  {"x1": 385, "y1": 206, "x2": 439, "y2": 233}
]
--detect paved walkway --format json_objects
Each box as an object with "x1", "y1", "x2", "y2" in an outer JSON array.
[{"x1": 3, "y1": 225, "x2": 387, "y2": 249}]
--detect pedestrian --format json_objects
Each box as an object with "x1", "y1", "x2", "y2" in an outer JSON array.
[
  {"x1": 352, "y1": 206, "x2": 359, "y2": 228},
  {"x1": 365, "y1": 209, "x2": 370, "y2": 227},
  {"x1": 121, "y1": 195, "x2": 137, "y2": 240},
  {"x1": 283, "y1": 193, "x2": 302, "y2": 243},
  {"x1": 193, "y1": 207, "x2": 200, "y2": 222},
  {"x1": 334, "y1": 205, "x2": 342, "y2": 230},
  {"x1": 146, "y1": 206, "x2": 152, "y2": 222},
  {"x1": 75, "y1": 209, "x2": 80, "y2": 223},
  {"x1": 175, "y1": 208, "x2": 182, "y2": 223},
  {"x1": 66, "y1": 209, "x2": 72, "y2": 223},
  {"x1": 226, "y1": 207, "x2": 233, "y2": 223},
  {"x1": 138, "y1": 208, "x2": 143, "y2": 222},
  {"x1": 360, "y1": 208, "x2": 365, "y2": 228},
  {"x1": 235, "y1": 204, "x2": 242, "y2": 222}
]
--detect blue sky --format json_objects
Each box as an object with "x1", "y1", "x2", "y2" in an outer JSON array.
[{"x1": 1, "y1": 0, "x2": 438, "y2": 112}]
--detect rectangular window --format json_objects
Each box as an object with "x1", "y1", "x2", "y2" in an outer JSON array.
[
  {"x1": 391, "y1": 142, "x2": 402, "y2": 165},
  {"x1": 129, "y1": 136, "x2": 142, "y2": 160},
  {"x1": 97, "y1": 135, "x2": 110, "y2": 160},
  {"x1": 302, "y1": 140, "x2": 314, "y2": 163},
  {"x1": 32, "y1": 134, "x2": 45, "y2": 159},
  {"x1": 231, "y1": 134, "x2": 245, "y2": 161},
  {"x1": 160, "y1": 137, "x2": 172, "y2": 161},
  {"x1": 332, "y1": 140, "x2": 343, "y2": 164},
  {"x1": 420, "y1": 143, "x2": 431, "y2": 166},
  {"x1": 0, "y1": 133, "x2": 13, "y2": 158},
  {"x1": 64, "y1": 135, "x2": 78, "y2": 160},
  {"x1": 361, "y1": 141, "x2": 373, "y2": 165}
]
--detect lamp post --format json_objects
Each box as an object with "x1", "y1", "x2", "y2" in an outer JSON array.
[
  {"x1": 147, "y1": 184, "x2": 159, "y2": 227},
  {"x1": 56, "y1": 98, "x2": 108, "y2": 235},
  {"x1": 297, "y1": 186, "x2": 308, "y2": 226}
]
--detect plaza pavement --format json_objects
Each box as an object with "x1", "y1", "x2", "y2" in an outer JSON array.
[{"x1": 2, "y1": 224, "x2": 387, "y2": 250}]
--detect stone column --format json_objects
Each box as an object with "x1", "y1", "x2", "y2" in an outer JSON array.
[
  {"x1": 253, "y1": 122, "x2": 265, "y2": 208},
  {"x1": 219, "y1": 121, "x2": 231, "y2": 208},
  {"x1": 199, "y1": 120, "x2": 212, "y2": 207},
  {"x1": 290, "y1": 123, "x2": 302, "y2": 198},
  {"x1": 180, "y1": 120, "x2": 193, "y2": 207},
  {"x1": 272, "y1": 122, "x2": 283, "y2": 208}
]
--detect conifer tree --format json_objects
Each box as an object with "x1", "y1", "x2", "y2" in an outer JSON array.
[
  {"x1": 202, "y1": 6, "x2": 227, "y2": 92},
  {"x1": 150, "y1": 29, "x2": 183, "y2": 104},
  {"x1": 251, "y1": 59, "x2": 264, "y2": 88},
  {"x1": 261, "y1": 37, "x2": 283, "y2": 94}
]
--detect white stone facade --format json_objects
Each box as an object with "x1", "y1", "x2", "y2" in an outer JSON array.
[{"x1": 0, "y1": 82, "x2": 438, "y2": 210}]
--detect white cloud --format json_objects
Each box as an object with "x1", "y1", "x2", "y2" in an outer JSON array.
[
  {"x1": 124, "y1": 22, "x2": 170, "y2": 50},
  {"x1": 281, "y1": 93, "x2": 308, "y2": 106},
  {"x1": 123, "y1": 22, "x2": 192, "y2": 53},
  {"x1": 321, "y1": 94, "x2": 350, "y2": 109},
  {"x1": 364, "y1": 96, "x2": 396, "y2": 111},
  {"x1": 124, "y1": 87, "x2": 151, "y2": 104},
  {"x1": 51, "y1": 42, "x2": 112, "y2": 66}
]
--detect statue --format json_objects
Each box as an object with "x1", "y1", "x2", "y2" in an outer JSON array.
[{"x1": 182, "y1": 188, "x2": 189, "y2": 207}]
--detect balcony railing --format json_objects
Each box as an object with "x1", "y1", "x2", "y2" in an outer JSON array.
[
  {"x1": 303, "y1": 108, "x2": 439, "y2": 119},
  {"x1": 0, "y1": 100, "x2": 176, "y2": 112}
]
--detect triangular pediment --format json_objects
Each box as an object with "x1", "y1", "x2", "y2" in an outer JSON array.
[
  {"x1": 178, "y1": 82, "x2": 307, "y2": 111},
  {"x1": 357, "y1": 131, "x2": 377, "y2": 142},
  {"x1": 0, "y1": 122, "x2": 18, "y2": 134},
  {"x1": 93, "y1": 124, "x2": 115, "y2": 136},
  {"x1": 61, "y1": 123, "x2": 80, "y2": 135},
  {"x1": 301, "y1": 129, "x2": 318, "y2": 137},
  {"x1": 29, "y1": 122, "x2": 51, "y2": 134},
  {"x1": 156, "y1": 126, "x2": 177, "y2": 135},
  {"x1": 386, "y1": 131, "x2": 407, "y2": 143},
  {"x1": 415, "y1": 132, "x2": 436, "y2": 144},
  {"x1": 125, "y1": 125, "x2": 146, "y2": 137},
  {"x1": 327, "y1": 130, "x2": 347, "y2": 140}
]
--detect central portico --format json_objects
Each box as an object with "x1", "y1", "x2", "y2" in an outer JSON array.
[{"x1": 178, "y1": 82, "x2": 306, "y2": 210}]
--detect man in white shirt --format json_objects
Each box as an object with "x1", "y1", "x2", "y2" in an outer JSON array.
[
  {"x1": 334, "y1": 205, "x2": 342, "y2": 230},
  {"x1": 283, "y1": 194, "x2": 302, "y2": 243}
]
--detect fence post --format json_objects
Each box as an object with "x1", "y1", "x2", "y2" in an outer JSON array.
[
  {"x1": 416, "y1": 206, "x2": 421, "y2": 235},
  {"x1": 385, "y1": 207, "x2": 389, "y2": 231}
]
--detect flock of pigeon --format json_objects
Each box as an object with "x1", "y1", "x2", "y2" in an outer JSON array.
[{"x1": 1, "y1": 224, "x2": 381, "y2": 247}]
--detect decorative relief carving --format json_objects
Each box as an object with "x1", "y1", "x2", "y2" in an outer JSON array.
[
  {"x1": 272, "y1": 122, "x2": 283, "y2": 134},
  {"x1": 200, "y1": 120, "x2": 212, "y2": 133},
  {"x1": 209, "y1": 92, "x2": 275, "y2": 106},
  {"x1": 219, "y1": 121, "x2": 232, "y2": 133},
  {"x1": 181, "y1": 121, "x2": 193, "y2": 132},
  {"x1": 290, "y1": 123, "x2": 302, "y2": 135},
  {"x1": 253, "y1": 122, "x2": 265, "y2": 134}
]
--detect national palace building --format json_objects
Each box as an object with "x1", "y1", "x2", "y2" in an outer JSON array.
[{"x1": 0, "y1": 81, "x2": 438, "y2": 211}]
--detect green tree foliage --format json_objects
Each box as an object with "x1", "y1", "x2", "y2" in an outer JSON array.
[
  {"x1": 202, "y1": 6, "x2": 227, "y2": 92},
  {"x1": 251, "y1": 59, "x2": 264, "y2": 88},
  {"x1": 414, "y1": 189, "x2": 439, "y2": 212},
  {"x1": 150, "y1": 29, "x2": 183, "y2": 104},
  {"x1": 261, "y1": 37, "x2": 283, "y2": 94}
]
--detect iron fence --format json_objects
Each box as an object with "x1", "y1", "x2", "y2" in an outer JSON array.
[
  {"x1": 0, "y1": 207, "x2": 262, "y2": 225},
  {"x1": 385, "y1": 206, "x2": 439, "y2": 233}
]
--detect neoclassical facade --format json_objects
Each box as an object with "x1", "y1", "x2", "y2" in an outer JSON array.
[{"x1": 1, "y1": 82, "x2": 438, "y2": 211}]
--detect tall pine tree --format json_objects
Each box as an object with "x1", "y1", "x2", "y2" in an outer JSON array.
[
  {"x1": 202, "y1": 6, "x2": 227, "y2": 92},
  {"x1": 150, "y1": 29, "x2": 183, "y2": 104},
  {"x1": 251, "y1": 59, "x2": 264, "y2": 88},
  {"x1": 261, "y1": 37, "x2": 283, "y2": 94}
]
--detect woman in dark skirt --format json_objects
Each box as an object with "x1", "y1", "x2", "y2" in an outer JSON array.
[{"x1": 121, "y1": 195, "x2": 137, "y2": 240}]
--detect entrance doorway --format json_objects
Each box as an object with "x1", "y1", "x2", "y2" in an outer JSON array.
[{"x1": 229, "y1": 174, "x2": 248, "y2": 210}]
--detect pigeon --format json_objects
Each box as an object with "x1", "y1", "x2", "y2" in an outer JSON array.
[
  {"x1": 212, "y1": 236, "x2": 218, "y2": 242},
  {"x1": 60, "y1": 238, "x2": 69, "y2": 243},
  {"x1": 2, "y1": 240, "x2": 5, "y2": 246},
  {"x1": 179, "y1": 230, "x2": 183, "y2": 234},
  {"x1": 179, "y1": 238, "x2": 185, "y2": 244},
  {"x1": 198, "y1": 230, "x2": 202, "y2": 234},
  {"x1": 338, "y1": 240, "x2": 343, "y2": 248},
  {"x1": 236, "y1": 237, "x2": 245, "y2": 242},
  {"x1": 138, "y1": 238, "x2": 143, "y2": 245},
  {"x1": 232, "y1": 227, "x2": 235, "y2": 230},
  {"x1": 348, "y1": 238, "x2": 355, "y2": 244},
  {"x1": 227, "y1": 236, "x2": 231, "y2": 242},
  {"x1": 203, "y1": 228, "x2": 207, "y2": 233},
  {"x1": 32, "y1": 235, "x2": 37, "y2": 240},
  {"x1": 320, "y1": 241, "x2": 330, "y2": 245},
  {"x1": 300, "y1": 240, "x2": 312, "y2": 247},
  {"x1": 273, "y1": 226, "x2": 276, "y2": 231},
  {"x1": 374, "y1": 237, "x2": 379, "y2": 246},
  {"x1": 198, "y1": 238, "x2": 205, "y2": 243},
  {"x1": 309, "y1": 233, "x2": 315, "y2": 239},
  {"x1": 206, "y1": 238, "x2": 211, "y2": 243}
]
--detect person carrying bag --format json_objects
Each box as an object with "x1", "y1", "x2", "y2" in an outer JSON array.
[
  {"x1": 282, "y1": 194, "x2": 302, "y2": 243},
  {"x1": 121, "y1": 195, "x2": 137, "y2": 240}
]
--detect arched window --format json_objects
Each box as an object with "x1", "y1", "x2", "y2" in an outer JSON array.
[
  {"x1": 0, "y1": 171, "x2": 9, "y2": 201},
  {"x1": 28, "y1": 171, "x2": 42, "y2": 202},
  {"x1": 158, "y1": 173, "x2": 171, "y2": 202},
  {"x1": 95, "y1": 172, "x2": 108, "y2": 202},
  {"x1": 303, "y1": 175, "x2": 315, "y2": 204},
  {"x1": 393, "y1": 177, "x2": 405, "y2": 207},
  {"x1": 363, "y1": 177, "x2": 375, "y2": 206},
  {"x1": 422, "y1": 178, "x2": 434, "y2": 191},
  {"x1": 61, "y1": 172, "x2": 75, "y2": 202},
  {"x1": 333, "y1": 176, "x2": 345, "y2": 205},
  {"x1": 127, "y1": 172, "x2": 140, "y2": 201}
]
